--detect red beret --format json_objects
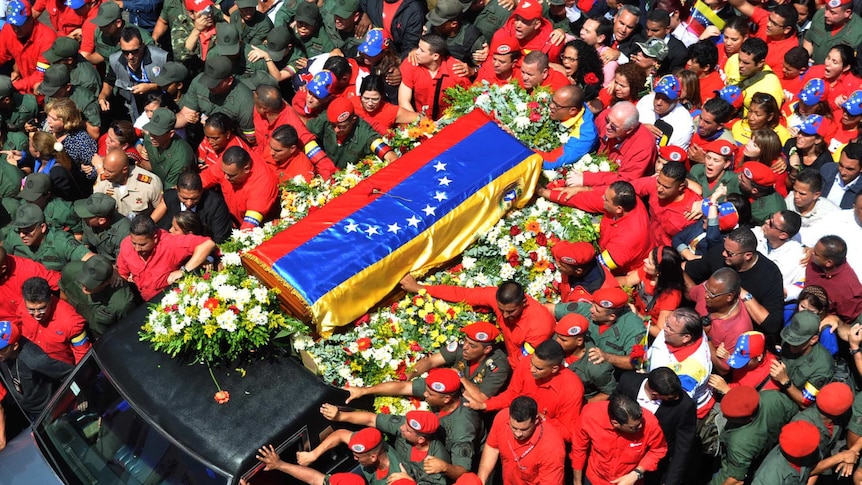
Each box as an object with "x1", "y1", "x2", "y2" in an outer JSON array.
[
  {"x1": 817, "y1": 382, "x2": 854, "y2": 416},
  {"x1": 390, "y1": 480, "x2": 417, "y2": 485},
  {"x1": 779, "y1": 421, "x2": 820, "y2": 458},
  {"x1": 327, "y1": 97, "x2": 355, "y2": 124},
  {"x1": 555, "y1": 313, "x2": 588, "y2": 336},
  {"x1": 703, "y1": 139, "x2": 736, "y2": 160},
  {"x1": 721, "y1": 386, "x2": 760, "y2": 419},
  {"x1": 462, "y1": 322, "x2": 499, "y2": 343},
  {"x1": 492, "y1": 35, "x2": 519, "y2": 56},
  {"x1": 658, "y1": 145, "x2": 687, "y2": 164},
  {"x1": 348, "y1": 427, "x2": 382, "y2": 453},
  {"x1": 591, "y1": 287, "x2": 628, "y2": 309},
  {"x1": 455, "y1": 473, "x2": 483, "y2": 485},
  {"x1": 552, "y1": 241, "x2": 595, "y2": 266},
  {"x1": 330, "y1": 473, "x2": 367, "y2": 485},
  {"x1": 741, "y1": 162, "x2": 776, "y2": 187},
  {"x1": 427, "y1": 368, "x2": 461, "y2": 394},
  {"x1": 406, "y1": 410, "x2": 440, "y2": 434}
]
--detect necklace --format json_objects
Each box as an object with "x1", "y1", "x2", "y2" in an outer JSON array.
[{"x1": 712, "y1": 300, "x2": 739, "y2": 321}]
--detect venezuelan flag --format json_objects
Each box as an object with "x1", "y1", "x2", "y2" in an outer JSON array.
[
  {"x1": 687, "y1": 0, "x2": 725, "y2": 37},
  {"x1": 244, "y1": 111, "x2": 543, "y2": 335}
]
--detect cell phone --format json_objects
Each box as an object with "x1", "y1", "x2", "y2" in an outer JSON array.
[
  {"x1": 201, "y1": 5, "x2": 213, "y2": 16},
  {"x1": 27, "y1": 118, "x2": 39, "y2": 126}
]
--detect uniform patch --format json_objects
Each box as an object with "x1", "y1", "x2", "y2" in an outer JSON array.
[
  {"x1": 446, "y1": 340, "x2": 458, "y2": 352},
  {"x1": 430, "y1": 382, "x2": 445, "y2": 392},
  {"x1": 137, "y1": 174, "x2": 152, "y2": 184},
  {"x1": 476, "y1": 331, "x2": 488, "y2": 341},
  {"x1": 409, "y1": 418, "x2": 421, "y2": 430},
  {"x1": 568, "y1": 326, "x2": 582, "y2": 336},
  {"x1": 337, "y1": 111, "x2": 350, "y2": 123},
  {"x1": 350, "y1": 444, "x2": 365, "y2": 452}
]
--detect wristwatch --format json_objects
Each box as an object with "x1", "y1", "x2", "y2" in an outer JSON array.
[
  {"x1": 850, "y1": 348, "x2": 861, "y2": 356},
  {"x1": 779, "y1": 380, "x2": 792, "y2": 390},
  {"x1": 633, "y1": 469, "x2": 645, "y2": 480},
  {"x1": 741, "y1": 293, "x2": 753, "y2": 302}
]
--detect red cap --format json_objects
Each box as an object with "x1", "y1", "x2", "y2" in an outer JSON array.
[
  {"x1": 703, "y1": 139, "x2": 736, "y2": 160},
  {"x1": 184, "y1": 0, "x2": 214, "y2": 12},
  {"x1": 406, "y1": 410, "x2": 440, "y2": 434},
  {"x1": 330, "y1": 473, "x2": 367, "y2": 485},
  {"x1": 658, "y1": 145, "x2": 687, "y2": 164},
  {"x1": 779, "y1": 421, "x2": 820, "y2": 458},
  {"x1": 816, "y1": 382, "x2": 854, "y2": 416},
  {"x1": 552, "y1": 241, "x2": 595, "y2": 266},
  {"x1": 327, "y1": 97, "x2": 355, "y2": 123},
  {"x1": 741, "y1": 162, "x2": 776, "y2": 187},
  {"x1": 455, "y1": 473, "x2": 483, "y2": 485},
  {"x1": 348, "y1": 428, "x2": 382, "y2": 453},
  {"x1": 427, "y1": 368, "x2": 461, "y2": 394},
  {"x1": 555, "y1": 313, "x2": 588, "y2": 336},
  {"x1": 721, "y1": 386, "x2": 760, "y2": 418},
  {"x1": 492, "y1": 35, "x2": 520, "y2": 55},
  {"x1": 462, "y1": 322, "x2": 500, "y2": 343},
  {"x1": 513, "y1": 0, "x2": 542, "y2": 20},
  {"x1": 591, "y1": 287, "x2": 628, "y2": 309}
]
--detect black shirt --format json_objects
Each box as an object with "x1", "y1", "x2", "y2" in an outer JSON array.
[{"x1": 0, "y1": 339, "x2": 74, "y2": 420}]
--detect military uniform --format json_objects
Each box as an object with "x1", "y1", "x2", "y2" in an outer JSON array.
[
  {"x1": 555, "y1": 301, "x2": 646, "y2": 358},
  {"x1": 94, "y1": 165, "x2": 164, "y2": 218},
  {"x1": 467, "y1": 0, "x2": 510, "y2": 42},
  {"x1": 181, "y1": 77, "x2": 256, "y2": 139},
  {"x1": 209, "y1": 49, "x2": 274, "y2": 92},
  {"x1": 166, "y1": 3, "x2": 221, "y2": 61},
  {"x1": 80, "y1": 213, "x2": 131, "y2": 261},
  {"x1": 848, "y1": 391, "x2": 862, "y2": 437},
  {"x1": 784, "y1": 343, "x2": 834, "y2": 395},
  {"x1": 437, "y1": 341, "x2": 510, "y2": 398},
  {"x1": 323, "y1": 19, "x2": 362, "y2": 56},
  {"x1": 69, "y1": 58, "x2": 102, "y2": 98},
  {"x1": 567, "y1": 343, "x2": 617, "y2": 399},
  {"x1": 429, "y1": 23, "x2": 486, "y2": 67},
  {"x1": 750, "y1": 192, "x2": 787, "y2": 226},
  {"x1": 751, "y1": 445, "x2": 813, "y2": 485},
  {"x1": 375, "y1": 414, "x2": 450, "y2": 485},
  {"x1": 307, "y1": 115, "x2": 388, "y2": 169},
  {"x1": 288, "y1": 28, "x2": 337, "y2": 65},
  {"x1": 143, "y1": 134, "x2": 194, "y2": 188},
  {"x1": 43, "y1": 198, "x2": 83, "y2": 233},
  {"x1": 0, "y1": 132, "x2": 26, "y2": 196},
  {"x1": 2, "y1": 227, "x2": 90, "y2": 271},
  {"x1": 790, "y1": 405, "x2": 846, "y2": 459},
  {"x1": 711, "y1": 390, "x2": 799, "y2": 485},
  {"x1": 355, "y1": 444, "x2": 406, "y2": 485},
  {"x1": 229, "y1": 10, "x2": 274, "y2": 45},
  {"x1": 0, "y1": 92, "x2": 38, "y2": 132},
  {"x1": 59, "y1": 262, "x2": 138, "y2": 337}
]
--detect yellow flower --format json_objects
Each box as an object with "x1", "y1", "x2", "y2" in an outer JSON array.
[
  {"x1": 203, "y1": 324, "x2": 218, "y2": 338},
  {"x1": 418, "y1": 309, "x2": 428, "y2": 319},
  {"x1": 436, "y1": 334, "x2": 447, "y2": 344},
  {"x1": 423, "y1": 302, "x2": 433, "y2": 313}
]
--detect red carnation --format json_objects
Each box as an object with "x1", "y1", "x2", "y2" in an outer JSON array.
[
  {"x1": 584, "y1": 72, "x2": 600, "y2": 84},
  {"x1": 357, "y1": 337, "x2": 372, "y2": 351},
  {"x1": 380, "y1": 406, "x2": 392, "y2": 414},
  {"x1": 529, "y1": 111, "x2": 542, "y2": 122},
  {"x1": 528, "y1": 101, "x2": 540, "y2": 110},
  {"x1": 529, "y1": 251, "x2": 538, "y2": 261},
  {"x1": 424, "y1": 314, "x2": 436, "y2": 324},
  {"x1": 510, "y1": 225, "x2": 521, "y2": 236},
  {"x1": 508, "y1": 253, "x2": 520, "y2": 267},
  {"x1": 536, "y1": 233, "x2": 548, "y2": 246}
]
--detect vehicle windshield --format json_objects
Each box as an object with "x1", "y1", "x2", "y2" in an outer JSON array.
[{"x1": 33, "y1": 355, "x2": 228, "y2": 485}]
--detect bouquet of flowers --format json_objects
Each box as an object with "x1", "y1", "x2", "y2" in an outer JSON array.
[
  {"x1": 385, "y1": 117, "x2": 440, "y2": 156},
  {"x1": 440, "y1": 81, "x2": 569, "y2": 152},
  {"x1": 140, "y1": 270, "x2": 307, "y2": 364},
  {"x1": 564, "y1": 152, "x2": 619, "y2": 174}
]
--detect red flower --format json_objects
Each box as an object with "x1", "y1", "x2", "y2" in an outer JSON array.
[
  {"x1": 536, "y1": 233, "x2": 547, "y2": 246},
  {"x1": 424, "y1": 314, "x2": 436, "y2": 324},
  {"x1": 527, "y1": 101, "x2": 540, "y2": 110},
  {"x1": 356, "y1": 314, "x2": 370, "y2": 326},
  {"x1": 204, "y1": 298, "x2": 220, "y2": 310},
  {"x1": 202, "y1": 272, "x2": 211, "y2": 280},
  {"x1": 163, "y1": 306, "x2": 171, "y2": 313},
  {"x1": 510, "y1": 225, "x2": 521, "y2": 236},
  {"x1": 584, "y1": 72, "x2": 600, "y2": 84},
  {"x1": 410, "y1": 397, "x2": 422, "y2": 409},
  {"x1": 508, "y1": 253, "x2": 520, "y2": 267},
  {"x1": 228, "y1": 305, "x2": 240, "y2": 315},
  {"x1": 214, "y1": 390, "x2": 230, "y2": 404},
  {"x1": 410, "y1": 342, "x2": 422, "y2": 352},
  {"x1": 391, "y1": 302, "x2": 399, "y2": 312},
  {"x1": 529, "y1": 111, "x2": 542, "y2": 122},
  {"x1": 529, "y1": 251, "x2": 538, "y2": 262},
  {"x1": 380, "y1": 405, "x2": 392, "y2": 414},
  {"x1": 446, "y1": 308, "x2": 455, "y2": 318},
  {"x1": 171, "y1": 304, "x2": 179, "y2": 312},
  {"x1": 357, "y1": 337, "x2": 372, "y2": 351}
]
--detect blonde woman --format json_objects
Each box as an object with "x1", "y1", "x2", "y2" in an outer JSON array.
[{"x1": 45, "y1": 98, "x2": 97, "y2": 190}]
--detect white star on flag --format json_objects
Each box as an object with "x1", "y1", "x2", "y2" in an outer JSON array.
[
  {"x1": 422, "y1": 205, "x2": 436, "y2": 216},
  {"x1": 438, "y1": 176, "x2": 452, "y2": 186},
  {"x1": 388, "y1": 222, "x2": 401, "y2": 233},
  {"x1": 406, "y1": 215, "x2": 421, "y2": 227},
  {"x1": 434, "y1": 161, "x2": 447, "y2": 172},
  {"x1": 365, "y1": 226, "x2": 379, "y2": 236},
  {"x1": 345, "y1": 221, "x2": 359, "y2": 233},
  {"x1": 434, "y1": 191, "x2": 447, "y2": 202}
]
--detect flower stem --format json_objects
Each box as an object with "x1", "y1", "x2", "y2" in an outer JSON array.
[{"x1": 207, "y1": 363, "x2": 222, "y2": 391}]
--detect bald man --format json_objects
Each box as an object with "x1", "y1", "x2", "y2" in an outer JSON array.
[
  {"x1": 93, "y1": 149, "x2": 164, "y2": 219},
  {"x1": 540, "y1": 85, "x2": 599, "y2": 170}
]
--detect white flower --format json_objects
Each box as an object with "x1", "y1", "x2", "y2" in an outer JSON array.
[
  {"x1": 499, "y1": 264, "x2": 516, "y2": 280},
  {"x1": 216, "y1": 310, "x2": 237, "y2": 332},
  {"x1": 338, "y1": 367, "x2": 353, "y2": 380},
  {"x1": 559, "y1": 133, "x2": 570, "y2": 144},
  {"x1": 253, "y1": 287, "x2": 269, "y2": 304},
  {"x1": 161, "y1": 291, "x2": 179, "y2": 307},
  {"x1": 599, "y1": 161, "x2": 611, "y2": 172},
  {"x1": 588, "y1": 165, "x2": 600, "y2": 172},
  {"x1": 197, "y1": 307, "x2": 212, "y2": 323},
  {"x1": 512, "y1": 116, "x2": 530, "y2": 130},
  {"x1": 234, "y1": 288, "x2": 252, "y2": 309},
  {"x1": 500, "y1": 83, "x2": 515, "y2": 92},
  {"x1": 212, "y1": 274, "x2": 229, "y2": 288},
  {"x1": 247, "y1": 306, "x2": 268, "y2": 326},
  {"x1": 347, "y1": 342, "x2": 359, "y2": 354},
  {"x1": 222, "y1": 252, "x2": 242, "y2": 267},
  {"x1": 293, "y1": 335, "x2": 313, "y2": 351},
  {"x1": 462, "y1": 256, "x2": 476, "y2": 270},
  {"x1": 515, "y1": 102, "x2": 528, "y2": 112},
  {"x1": 389, "y1": 359, "x2": 402, "y2": 370}
]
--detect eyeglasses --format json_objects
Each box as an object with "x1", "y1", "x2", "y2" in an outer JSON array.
[
  {"x1": 549, "y1": 99, "x2": 575, "y2": 110},
  {"x1": 560, "y1": 55, "x2": 577, "y2": 63},
  {"x1": 766, "y1": 216, "x2": 787, "y2": 233},
  {"x1": 722, "y1": 247, "x2": 750, "y2": 257},
  {"x1": 767, "y1": 17, "x2": 786, "y2": 28},
  {"x1": 26, "y1": 306, "x2": 48, "y2": 315},
  {"x1": 704, "y1": 284, "x2": 733, "y2": 299},
  {"x1": 121, "y1": 47, "x2": 141, "y2": 57},
  {"x1": 18, "y1": 224, "x2": 39, "y2": 235}
]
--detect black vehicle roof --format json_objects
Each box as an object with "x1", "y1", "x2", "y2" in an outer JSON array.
[{"x1": 93, "y1": 301, "x2": 348, "y2": 481}]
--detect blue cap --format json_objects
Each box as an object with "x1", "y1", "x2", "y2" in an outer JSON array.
[
  {"x1": 654, "y1": 75, "x2": 681, "y2": 101},
  {"x1": 797, "y1": 114, "x2": 834, "y2": 139},
  {"x1": 716, "y1": 85, "x2": 743, "y2": 109},
  {"x1": 64, "y1": 0, "x2": 87, "y2": 8},
  {"x1": 842, "y1": 90, "x2": 862, "y2": 116},
  {"x1": 6, "y1": 0, "x2": 31, "y2": 26},
  {"x1": 726, "y1": 331, "x2": 766, "y2": 369},
  {"x1": 798, "y1": 78, "x2": 827, "y2": 107},
  {"x1": 359, "y1": 28, "x2": 389, "y2": 57},
  {"x1": 0, "y1": 320, "x2": 19, "y2": 350},
  {"x1": 307, "y1": 70, "x2": 335, "y2": 99}
]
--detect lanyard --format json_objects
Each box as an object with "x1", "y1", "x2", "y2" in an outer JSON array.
[
  {"x1": 508, "y1": 422, "x2": 543, "y2": 471},
  {"x1": 128, "y1": 64, "x2": 150, "y2": 84}
]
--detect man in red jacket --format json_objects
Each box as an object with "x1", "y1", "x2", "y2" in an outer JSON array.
[
  {"x1": 489, "y1": 0, "x2": 564, "y2": 62},
  {"x1": 0, "y1": 247, "x2": 60, "y2": 325},
  {"x1": 0, "y1": 0, "x2": 57, "y2": 93}
]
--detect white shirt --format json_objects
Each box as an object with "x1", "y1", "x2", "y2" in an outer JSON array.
[
  {"x1": 636, "y1": 94, "x2": 695, "y2": 149},
  {"x1": 753, "y1": 227, "x2": 807, "y2": 301},
  {"x1": 806, "y1": 209, "x2": 862, "y2": 277},
  {"x1": 784, "y1": 194, "x2": 839, "y2": 247},
  {"x1": 825, "y1": 173, "x2": 859, "y2": 207},
  {"x1": 636, "y1": 379, "x2": 661, "y2": 414}
]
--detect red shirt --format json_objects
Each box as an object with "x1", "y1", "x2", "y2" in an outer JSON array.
[
  {"x1": 218, "y1": 159, "x2": 279, "y2": 229},
  {"x1": 399, "y1": 56, "x2": 471, "y2": 116},
  {"x1": 805, "y1": 262, "x2": 862, "y2": 322},
  {"x1": 270, "y1": 150, "x2": 314, "y2": 183},
  {"x1": 423, "y1": 285, "x2": 555, "y2": 369},
  {"x1": 698, "y1": 71, "x2": 725, "y2": 100},
  {"x1": 519, "y1": 69, "x2": 570, "y2": 92},
  {"x1": 351, "y1": 96, "x2": 398, "y2": 134},
  {"x1": 484, "y1": 361, "x2": 584, "y2": 441},
  {"x1": 0, "y1": 22, "x2": 57, "y2": 93},
  {"x1": 486, "y1": 410, "x2": 565, "y2": 485},
  {"x1": 492, "y1": 16, "x2": 563, "y2": 62},
  {"x1": 34, "y1": 0, "x2": 97, "y2": 35},
  {"x1": 749, "y1": 7, "x2": 770, "y2": 41},
  {"x1": 19, "y1": 297, "x2": 90, "y2": 365},
  {"x1": 586, "y1": 112, "x2": 657, "y2": 186},
  {"x1": 198, "y1": 135, "x2": 251, "y2": 189},
  {"x1": 475, "y1": 63, "x2": 521, "y2": 87},
  {"x1": 117, "y1": 229, "x2": 212, "y2": 301},
  {"x1": 252, "y1": 101, "x2": 337, "y2": 180},
  {"x1": 559, "y1": 188, "x2": 652, "y2": 275},
  {"x1": 631, "y1": 176, "x2": 702, "y2": 247},
  {"x1": 765, "y1": 36, "x2": 800, "y2": 76},
  {"x1": 780, "y1": 75, "x2": 806, "y2": 107},
  {"x1": 690, "y1": 284, "x2": 753, "y2": 373},
  {"x1": 572, "y1": 401, "x2": 667, "y2": 485},
  {"x1": 804, "y1": 66, "x2": 862, "y2": 116},
  {"x1": 0, "y1": 256, "x2": 60, "y2": 325}
]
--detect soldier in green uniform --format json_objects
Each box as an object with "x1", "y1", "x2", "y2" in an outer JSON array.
[
  {"x1": 545, "y1": 0, "x2": 576, "y2": 34},
  {"x1": 179, "y1": 55, "x2": 257, "y2": 142},
  {"x1": 711, "y1": 387, "x2": 799, "y2": 485},
  {"x1": 739, "y1": 161, "x2": 787, "y2": 225},
  {"x1": 161, "y1": 0, "x2": 219, "y2": 62},
  {"x1": 209, "y1": 23, "x2": 277, "y2": 91},
  {"x1": 0, "y1": 76, "x2": 39, "y2": 132},
  {"x1": 13, "y1": 173, "x2": 83, "y2": 234},
  {"x1": 788, "y1": 382, "x2": 854, "y2": 466},
  {"x1": 288, "y1": 2, "x2": 337, "y2": 68},
  {"x1": 43, "y1": 37, "x2": 102, "y2": 98},
  {"x1": 426, "y1": 0, "x2": 487, "y2": 68},
  {"x1": 466, "y1": 0, "x2": 511, "y2": 42},
  {"x1": 60, "y1": 255, "x2": 138, "y2": 338},
  {"x1": 751, "y1": 421, "x2": 820, "y2": 485},
  {"x1": 2, "y1": 203, "x2": 94, "y2": 272},
  {"x1": 772, "y1": 311, "x2": 835, "y2": 409},
  {"x1": 554, "y1": 287, "x2": 646, "y2": 373},
  {"x1": 0, "y1": 129, "x2": 26, "y2": 199},
  {"x1": 307, "y1": 97, "x2": 398, "y2": 169},
  {"x1": 73, "y1": 193, "x2": 131, "y2": 261},
  {"x1": 142, "y1": 108, "x2": 194, "y2": 189},
  {"x1": 87, "y1": 1, "x2": 155, "y2": 65},
  {"x1": 38, "y1": 65, "x2": 102, "y2": 136},
  {"x1": 554, "y1": 313, "x2": 616, "y2": 400},
  {"x1": 230, "y1": 0, "x2": 274, "y2": 45},
  {"x1": 322, "y1": 0, "x2": 362, "y2": 56}
]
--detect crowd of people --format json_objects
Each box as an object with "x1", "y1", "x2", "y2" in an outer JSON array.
[{"x1": 2, "y1": 0, "x2": 862, "y2": 482}]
